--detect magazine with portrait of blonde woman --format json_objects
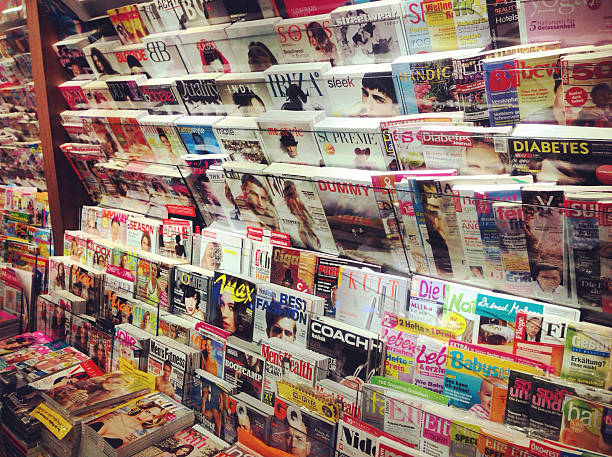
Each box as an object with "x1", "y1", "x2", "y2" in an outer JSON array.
[
  {"x1": 83, "y1": 392, "x2": 195, "y2": 457},
  {"x1": 132, "y1": 424, "x2": 230, "y2": 457},
  {"x1": 44, "y1": 368, "x2": 151, "y2": 418}
]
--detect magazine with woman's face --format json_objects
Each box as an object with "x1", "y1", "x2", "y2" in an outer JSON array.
[{"x1": 86, "y1": 392, "x2": 192, "y2": 450}]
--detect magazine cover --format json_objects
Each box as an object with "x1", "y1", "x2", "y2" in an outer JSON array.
[
  {"x1": 335, "y1": 266, "x2": 409, "y2": 334},
  {"x1": 126, "y1": 217, "x2": 161, "y2": 254},
  {"x1": 0, "y1": 332, "x2": 53, "y2": 356},
  {"x1": 138, "y1": 115, "x2": 188, "y2": 164},
  {"x1": 423, "y1": 0, "x2": 458, "y2": 51},
  {"x1": 172, "y1": 265, "x2": 211, "y2": 321},
  {"x1": 529, "y1": 375, "x2": 577, "y2": 441},
  {"x1": 256, "y1": 110, "x2": 326, "y2": 166},
  {"x1": 216, "y1": 72, "x2": 273, "y2": 117},
  {"x1": 324, "y1": 63, "x2": 401, "y2": 117},
  {"x1": 315, "y1": 168, "x2": 394, "y2": 268},
  {"x1": 136, "y1": 255, "x2": 179, "y2": 311},
  {"x1": 442, "y1": 339, "x2": 545, "y2": 420},
  {"x1": 561, "y1": 323, "x2": 612, "y2": 389},
  {"x1": 520, "y1": 185, "x2": 567, "y2": 302},
  {"x1": 87, "y1": 326, "x2": 113, "y2": 373},
  {"x1": 518, "y1": 0, "x2": 612, "y2": 47},
  {"x1": 504, "y1": 370, "x2": 533, "y2": 429},
  {"x1": 139, "y1": 78, "x2": 188, "y2": 116},
  {"x1": 199, "y1": 228, "x2": 245, "y2": 274},
  {"x1": 158, "y1": 315, "x2": 193, "y2": 346},
  {"x1": 85, "y1": 392, "x2": 194, "y2": 452},
  {"x1": 132, "y1": 302, "x2": 160, "y2": 335},
  {"x1": 225, "y1": 393, "x2": 273, "y2": 449},
  {"x1": 47, "y1": 369, "x2": 151, "y2": 417},
  {"x1": 148, "y1": 337, "x2": 191, "y2": 404},
  {"x1": 224, "y1": 342, "x2": 264, "y2": 401},
  {"x1": 483, "y1": 55, "x2": 520, "y2": 126},
  {"x1": 222, "y1": 161, "x2": 280, "y2": 231},
  {"x1": 453, "y1": 0, "x2": 491, "y2": 49},
  {"x1": 160, "y1": 219, "x2": 192, "y2": 261},
  {"x1": 562, "y1": 51, "x2": 612, "y2": 127},
  {"x1": 381, "y1": 313, "x2": 417, "y2": 383},
  {"x1": 113, "y1": 323, "x2": 151, "y2": 371},
  {"x1": 307, "y1": 315, "x2": 378, "y2": 385},
  {"x1": 133, "y1": 424, "x2": 229, "y2": 457},
  {"x1": 269, "y1": 246, "x2": 317, "y2": 295},
  {"x1": 508, "y1": 124, "x2": 610, "y2": 185},
  {"x1": 264, "y1": 62, "x2": 331, "y2": 112},
  {"x1": 209, "y1": 271, "x2": 257, "y2": 341},
  {"x1": 178, "y1": 24, "x2": 237, "y2": 74},
  {"x1": 513, "y1": 311, "x2": 567, "y2": 376},
  {"x1": 331, "y1": 0, "x2": 408, "y2": 65},
  {"x1": 29, "y1": 359, "x2": 102, "y2": 393},
  {"x1": 213, "y1": 117, "x2": 269, "y2": 163},
  {"x1": 487, "y1": 0, "x2": 520, "y2": 49},
  {"x1": 191, "y1": 369, "x2": 235, "y2": 441},
  {"x1": 253, "y1": 284, "x2": 311, "y2": 348},
  {"x1": 49, "y1": 256, "x2": 69, "y2": 293},
  {"x1": 139, "y1": 32, "x2": 189, "y2": 78},
  {"x1": 107, "y1": 5, "x2": 148, "y2": 44},
  {"x1": 174, "y1": 75, "x2": 225, "y2": 116},
  {"x1": 391, "y1": 50, "x2": 466, "y2": 115},
  {"x1": 269, "y1": 396, "x2": 336, "y2": 457},
  {"x1": 276, "y1": 14, "x2": 340, "y2": 65},
  {"x1": 559, "y1": 396, "x2": 612, "y2": 454},
  {"x1": 175, "y1": 115, "x2": 222, "y2": 154},
  {"x1": 70, "y1": 263, "x2": 102, "y2": 316},
  {"x1": 180, "y1": 156, "x2": 227, "y2": 226},
  {"x1": 264, "y1": 163, "x2": 338, "y2": 254},
  {"x1": 190, "y1": 321, "x2": 228, "y2": 378},
  {"x1": 314, "y1": 117, "x2": 390, "y2": 171},
  {"x1": 83, "y1": 40, "x2": 126, "y2": 78},
  {"x1": 225, "y1": 18, "x2": 284, "y2": 73},
  {"x1": 102, "y1": 275, "x2": 135, "y2": 325}
]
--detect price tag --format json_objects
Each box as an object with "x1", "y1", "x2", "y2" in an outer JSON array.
[{"x1": 29, "y1": 403, "x2": 73, "y2": 439}]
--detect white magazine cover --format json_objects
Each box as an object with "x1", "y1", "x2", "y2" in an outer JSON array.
[
  {"x1": 322, "y1": 63, "x2": 401, "y2": 117},
  {"x1": 225, "y1": 18, "x2": 285, "y2": 73},
  {"x1": 314, "y1": 117, "x2": 390, "y2": 170},
  {"x1": 252, "y1": 283, "x2": 312, "y2": 348},
  {"x1": 264, "y1": 62, "x2": 332, "y2": 111},
  {"x1": 331, "y1": 0, "x2": 409, "y2": 65},
  {"x1": 276, "y1": 14, "x2": 340, "y2": 65},
  {"x1": 263, "y1": 162, "x2": 339, "y2": 255},
  {"x1": 199, "y1": 227, "x2": 245, "y2": 275},
  {"x1": 213, "y1": 116, "x2": 270, "y2": 164},
  {"x1": 256, "y1": 110, "x2": 326, "y2": 166},
  {"x1": 126, "y1": 217, "x2": 161, "y2": 254},
  {"x1": 141, "y1": 31, "x2": 189, "y2": 78},
  {"x1": 222, "y1": 161, "x2": 281, "y2": 233},
  {"x1": 177, "y1": 24, "x2": 238, "y2": 74},
  {"x1": 216, "y1": 71, "x2": 273, "y2": 117}
]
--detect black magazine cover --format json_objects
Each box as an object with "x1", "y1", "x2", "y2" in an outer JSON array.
[{"x1": 209, "y1": 271, "x2": 257, "y2": 341}]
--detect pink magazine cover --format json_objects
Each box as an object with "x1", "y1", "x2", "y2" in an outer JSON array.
[{"x1": 519, "y1": 0, "x2": 612, "y2": 47}]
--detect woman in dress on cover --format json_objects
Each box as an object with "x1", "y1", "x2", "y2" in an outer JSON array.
[
  {"x1": 88, "y1": 400, "x2": 170, "y2": 448},
  {"x1": 50, "y1": 372, "x2": 134, "y2": 412}
]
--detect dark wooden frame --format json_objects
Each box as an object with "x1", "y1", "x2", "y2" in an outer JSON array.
[{"x1": 27, "y1": 0, "x2": 92, "y2": 255}]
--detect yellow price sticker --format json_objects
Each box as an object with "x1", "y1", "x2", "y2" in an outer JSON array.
[
  {"x1": 118, "y1": 358, "x2": 156, "y2": 392},
  {"x1": 29, "y1": 403, "x2": 73, "y2": 440}
]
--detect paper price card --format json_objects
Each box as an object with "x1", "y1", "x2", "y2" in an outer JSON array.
[{"x1": 29, "y1": 403, "x2": 73, "y2": 439}]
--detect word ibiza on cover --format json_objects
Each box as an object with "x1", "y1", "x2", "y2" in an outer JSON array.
[{"x1": 150, "y1": 339, "x2": 187, "y2": 370}]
